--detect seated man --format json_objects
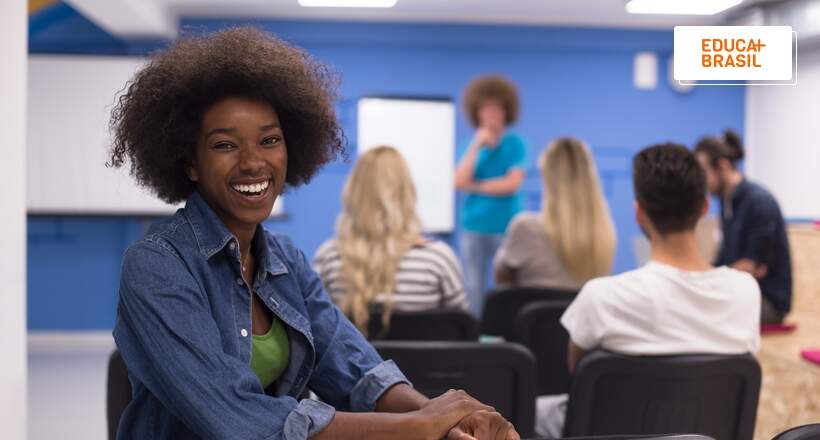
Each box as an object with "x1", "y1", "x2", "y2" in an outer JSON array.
[{"x1": 535, "y1": 143, "x2": 761, "y2": 438}]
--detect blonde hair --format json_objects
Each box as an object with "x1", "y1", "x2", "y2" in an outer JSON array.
[
  {"x1": 540, "y1": 137, "x2": 616, "y2": 284},
  {"x1": 336, "y1": 146, "x2": 422, "y2": 335}
]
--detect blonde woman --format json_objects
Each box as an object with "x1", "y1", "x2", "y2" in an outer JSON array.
[
  {"x1": 314, "y1": 146, "x2": 469, "y2": 335},
  {"x1": 494, "y1": 137, "x2": 616, "y2": 290}
]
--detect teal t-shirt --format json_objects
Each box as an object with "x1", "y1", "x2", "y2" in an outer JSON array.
[{"x1": 461, "y1": 131, "x2": 528, "y2": 234}]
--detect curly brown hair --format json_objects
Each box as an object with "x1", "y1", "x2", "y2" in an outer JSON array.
[
  {"x1": 108, "y1": 27, "x2": 345, "y2": 204},
  {"x1": 462, "y1": 74, "x2": 520, "y2": 128}
]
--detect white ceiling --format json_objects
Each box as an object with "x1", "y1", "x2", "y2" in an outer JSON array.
[{"x1": 65, "y1": 0, "x2": 781, "y2": 38}]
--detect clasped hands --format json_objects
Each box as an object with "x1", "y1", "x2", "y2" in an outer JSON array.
[{"x1": 415, "y1": 389, "x2": 520, "y2": 440}]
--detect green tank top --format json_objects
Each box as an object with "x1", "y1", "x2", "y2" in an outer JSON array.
[{"x1": 250, "y1": 317, "x2": 290, "y2": 389}]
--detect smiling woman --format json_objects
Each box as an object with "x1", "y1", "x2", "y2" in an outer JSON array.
[{"x1": 107, "y1": 27, "x2": 518, "y2": 440}]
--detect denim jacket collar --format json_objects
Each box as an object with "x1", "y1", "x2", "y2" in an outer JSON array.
[{"x1": 183, "y1": 191, "x2": 288, "y2": 277}]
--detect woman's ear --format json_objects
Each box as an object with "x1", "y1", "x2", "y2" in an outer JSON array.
[{"x1": 186, "y1": 165, "x2": 199, "y2": 182}]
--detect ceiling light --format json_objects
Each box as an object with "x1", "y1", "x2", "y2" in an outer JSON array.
[
  {"x1": 626, "y1": 0, "x2": 743, "y2": 15},
  {"x1": 298, "y1": 0, "x2": 397, "y2": 7}
]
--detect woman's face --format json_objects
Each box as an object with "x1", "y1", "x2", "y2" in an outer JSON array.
[
  {"x1": 188, "y1": 96, "x2": 287, "y2": 232},
  {"x1": 478, "y1": 99, "x2": 506, "y2": 134}
]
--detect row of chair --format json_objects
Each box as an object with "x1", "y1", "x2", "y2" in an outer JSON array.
[
  {"x1": 372, "y1": 343, "x2": 761, "y2": 440},
  {"x1": 368, "y1": 287, "x2": 577, "y2": 395},
  {"x1": 107, "y1": 345, "x2": 763, "y2": 440}
]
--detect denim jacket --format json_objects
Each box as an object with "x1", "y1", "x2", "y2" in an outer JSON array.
[{"x1": 113, "y1": 191, "x2": 409, "y2": 439}]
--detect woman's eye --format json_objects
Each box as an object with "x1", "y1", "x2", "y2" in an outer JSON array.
[
  {"x1": 262, "y1": 136, "x2": 281, "y2": 147},
  {"x1": 214, "y1": 142, "x2": 235, "y2": 150}
]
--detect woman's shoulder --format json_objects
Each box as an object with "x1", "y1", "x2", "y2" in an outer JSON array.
[
  {"x1": 260, "y1": 230, "x2": 313, "y2": 269},
  {"x1": 125, "y1": 211, "x2": 196, "y2": 265},
  {"x1": 508, "y1": 211, "x2": 545, "y2": 233},
  {"x1": 501, "y1": 130, "x2": 529, "y2": 148},
  {"x1": 313, "y1": 238, "x2": 339, "y2": 259},
  {"x1": 410, "y1": 239, "x2": 461, "y2": 272},
  {"x1": 416, "y1": 239, "x2": 458, "y2": 258}
]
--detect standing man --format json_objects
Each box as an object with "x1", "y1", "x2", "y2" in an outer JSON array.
[
  {"x1": 695, "y1": 130, "x2": 792, "y2": 324},
  {"x1": 455, "y1": 75, "x2": 528, "y2": 315}
]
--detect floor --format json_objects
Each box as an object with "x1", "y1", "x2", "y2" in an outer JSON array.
[{"x1": 754, "y1": 226, "x2": 820, "y2": 439}]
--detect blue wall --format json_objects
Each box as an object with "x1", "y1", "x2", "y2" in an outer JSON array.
[{"x1": 28, "y1": 11, "x2": 745, "y2": 330}]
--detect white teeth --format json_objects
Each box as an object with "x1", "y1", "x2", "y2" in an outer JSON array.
[{"x1": 232, "y1": 180, "x2": 269, "y2": 195}]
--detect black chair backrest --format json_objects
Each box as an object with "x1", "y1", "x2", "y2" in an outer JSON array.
[
  {"x1": 564, "y1": 350, "x2": 761, "y2": 440},
  {"x1": 107, "y1": 350, "x2": 132, "y2": 440},
  {"x1": 772, "y1": 424, "x2": 820, "y2": 440},
  {"x1": 481, "y1": 287, "x2": 577, "y2": 340},
  {"x1": 373, "y1": 341, "x2": 536, "y2": 438},
  {"x1": 512, "y1": 299, "x2": 573, "y2": 395},
  {"x1": 367, "y1": 308, "x2": 480, "y2": 341}
]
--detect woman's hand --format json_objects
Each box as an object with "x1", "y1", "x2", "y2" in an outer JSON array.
[
  {"x1": 446, "y1": 410, "x2": 520, "y2": 440},
  {"x1": 473, "y1": 127, "x2": 499, "y2": 148},
  {"x1": 413, "y1": 389, "x2": 494, "y2": 440}
]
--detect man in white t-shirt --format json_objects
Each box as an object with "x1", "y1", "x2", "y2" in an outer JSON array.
[{"x1": 535, "y1": 143, "x2": 761, "y2": 438}]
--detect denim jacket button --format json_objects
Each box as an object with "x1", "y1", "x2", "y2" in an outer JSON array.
[
  {"x1": 240, "y1": 328, "x2": 248, "y2": 337},
  {"x1": 236, "y1": 277, "x2": 243, "y2": 286},
  {"x1": 228, "y1": 241, "x2": 236, "y2": 251}
]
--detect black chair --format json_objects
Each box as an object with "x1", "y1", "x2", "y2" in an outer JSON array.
[
  {"x1": 481, "y1": 287, "x2": 577, "y2": 340},
  {"x1": 564, "y1": 350, "x2": 761, "y2": 440},
  {"x1": 772, "y1": 424, "x2": 820, "y2": 440},
  {"x1": 107, "y1": 350, "x2": 132, "y2": 440},
  {"x1": 513, "y1": 300, "x2": 574, "y2": 395},
  {"x1": 373, "y1": 341, "x2": 537, "y2": 438},
  {"x1": 367, "y1": 308, "x2": 480, "y2": 341}
]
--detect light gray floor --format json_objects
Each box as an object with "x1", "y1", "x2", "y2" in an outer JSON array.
[{"x1": 28, "y1": 335, "x2": 111, "y2": 440}]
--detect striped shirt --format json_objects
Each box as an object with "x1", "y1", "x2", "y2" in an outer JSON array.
[{"x1": 313, "y1": 239, "x2": 469, "y2": 313}]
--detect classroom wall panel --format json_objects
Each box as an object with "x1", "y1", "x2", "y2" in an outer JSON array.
[{"x1": 746, "y1": 47, "x2": 820, "y2": 220}]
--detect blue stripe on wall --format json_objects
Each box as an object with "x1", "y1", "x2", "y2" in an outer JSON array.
[{"x1": 27, "y1": 15, "x2": 745, "y2": 329}]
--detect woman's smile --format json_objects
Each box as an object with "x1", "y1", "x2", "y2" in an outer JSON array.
[{"x1": 229, "y1": 178, "x2": 274, "y2": 204}]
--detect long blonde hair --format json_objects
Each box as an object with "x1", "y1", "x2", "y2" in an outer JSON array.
[
  {"x1": 336, "y1": 146, "x2": 422, "y2": 334},
  {"x1": 540, "y1": 137, "x2": 616, "y2": 284}
]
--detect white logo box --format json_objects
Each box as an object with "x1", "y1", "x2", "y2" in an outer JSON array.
[{"x1": 674, "y1": 26, "x2": 793, "y2": 81}]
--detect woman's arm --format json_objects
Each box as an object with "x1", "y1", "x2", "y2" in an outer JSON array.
[
  {"x1": 376, "y1": 383, "x2": 430, "y2": 413},
  {"x1": 455, "y1": 130, "x2": 491, "y2": 190},
  {"x1": 434, "y1": 244, "x2": 470, "y2": 310},
  {"x1": 494, "y1": 266, "x2": 515, "y2": 285},
  {"x1": 466, "y1": 168, "x2": 525, "y2": 196},
  {"x1": 492, "y1": 216, "x2": 523, "y2": 285}
]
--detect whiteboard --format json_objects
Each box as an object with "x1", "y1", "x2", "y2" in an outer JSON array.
[
  {"x1": 746, "y1": 48, "x2": 820, "y2": 219},
  {"x1": 357, "y1": 97, "x2": 455, "y2": 233},
  {"x1": 26, "y1": 55, "x2": 282, "y2": 216}
]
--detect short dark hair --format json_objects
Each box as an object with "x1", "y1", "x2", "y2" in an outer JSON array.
[
  {"x1": 694, "y1": 129, "x2": 744, "y2": 169},
  {"x1": 109, "y1": 27, "x2": 344, "y2": 204},
  {"x1": 632, "y1": 143, "x2": 707, "y2": 235},
  {"x1": 462, "y1": 74, "x2": 520, "y2": 128}
]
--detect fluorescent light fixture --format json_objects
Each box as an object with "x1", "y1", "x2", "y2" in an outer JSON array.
[
  {"x1": 298, "y1": 0, "x2": 397, "y2": 7},
  {"x1": 626, "y1": 0, "x2": 743, "y2": 15}
]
